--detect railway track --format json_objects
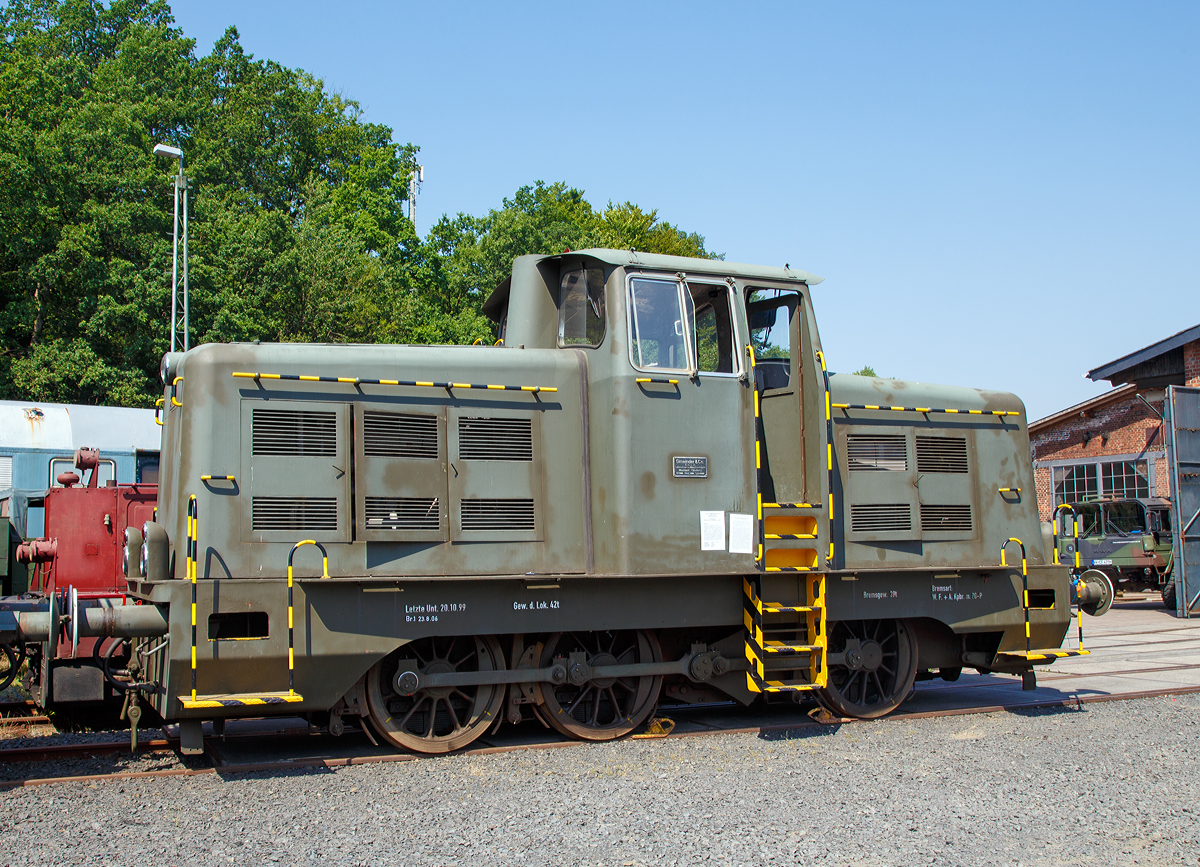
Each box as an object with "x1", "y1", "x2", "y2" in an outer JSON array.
[
  {"x1": 2, "y1": 678, "x2": 1199, "y2": 791},
  {"x1": 3, "y1": 601, "x2": 1196, "y2": 790}
]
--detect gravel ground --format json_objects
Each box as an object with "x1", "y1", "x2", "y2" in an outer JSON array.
[{"x1": 6, "y1": 693, "x2": 1200, "y2": 867}]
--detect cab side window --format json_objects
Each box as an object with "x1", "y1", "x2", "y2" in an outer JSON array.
[
  {"x1": 687, "y1": 282, "x2": 737, "y2": 375},
  {"x1": 747, "y1": 289, "x2": 799, "y2": 391},
  {"x1": 628, "y1": 277, "x2": 690, "y2": 371},
  {"x1": 558, "y1": 268, "x2": 606, "y2": 347}
]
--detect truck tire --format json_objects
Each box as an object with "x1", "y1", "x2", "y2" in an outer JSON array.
[{"x1": 1162, "y1": 579, "x2": 1177, "y2": 611}]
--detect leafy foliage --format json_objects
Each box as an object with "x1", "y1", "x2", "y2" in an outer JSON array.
[
  {"x1": 852, "y1": 366, "x2": 879, "y2": 377},
  {"x1": 0, "y1": 1, "x2": 717, "y2": 407}
]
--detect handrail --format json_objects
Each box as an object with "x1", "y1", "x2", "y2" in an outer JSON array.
[
  {"x1": 154, "y1": 398, "x2": 164, "y2": 426},
  {"x1": 746, "y1": 344, "x2": 765, "y2": 564},
  {"x1": 1052, "y1": 503, "x2": 1080, "y2": 569},
  {"x1": 1001, "y1": 537, "x2": 1032, "y2": 657},
  {"x1": 815, "y1": 350, "x2": 835, "y2": 567},
  {"x1": 232, "y1": 371, "x2": 556, "y2": 393},
  {"x1": 171, "y1": 376, "x2": 184, "y2": 407},
  {"x1": 200, "y1": 475, "x2": 236, "y2": 482},
  {"x1": 187, "y1": 496, "x2": 198, "y2": 702},
  {"x1": 286, "y1": 541, "x2": 329, "y2": 698}
]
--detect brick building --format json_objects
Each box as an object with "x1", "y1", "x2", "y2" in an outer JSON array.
[{"x1": 1030, "y1": 324, "x2": 1200, "y2": 521}]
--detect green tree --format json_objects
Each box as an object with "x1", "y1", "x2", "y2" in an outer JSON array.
[
  {"x1": 0, "y1": 3, "x2": 719, "y2": 406},
  {"x1": 852, "y1": 366, "x2": 879, "y2": 377}
]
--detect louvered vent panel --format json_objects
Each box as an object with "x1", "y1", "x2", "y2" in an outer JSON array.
[
  {"x1": 920, "y1": 504, "x2": 973, "y2": 532},
  {"x1": 252, "y1": 409, "x2": 337, "y2": 456},
  {"x1": 916, "y1": 437, "x2": 969, "y2": 473},
  {"x1": 847, "y1": 434, "x2": 907, "y2": 471},
  {"x1": 0, "y1": 456, "x2": 11, "y2": 488},
  {"x1": 460, "y1": 498, "x2": 535, "y2": 531},
  {"x1": 365, "y1": 497, "x2": 439, "y2": 530},
  {"x1": 850, "y1": 503, "x2": 912, "y2": 533},
  {"x1": 252, "y1": 497, "x2": 338, "y2": 531},
  {"x1": 458, "y1": 417, "x2": 533, "y2": 461},
  {"x1": 363, "y1": 412, "x2": 438, "y2": 459}
]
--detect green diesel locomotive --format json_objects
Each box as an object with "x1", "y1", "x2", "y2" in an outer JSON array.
[{"x1": 3, "y1": 249, "x2": 1113, "y2": 753}]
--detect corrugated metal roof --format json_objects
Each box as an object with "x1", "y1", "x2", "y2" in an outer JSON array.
[{"x1": 0, "y1": 400, "x2": 160, "y2": 452}]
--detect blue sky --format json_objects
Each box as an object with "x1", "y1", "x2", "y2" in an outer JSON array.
[{"x1": 171, "y1": 1, "x2": 1199, "y2": 420}]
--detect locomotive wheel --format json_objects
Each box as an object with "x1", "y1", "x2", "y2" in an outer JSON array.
[
  {"x1": 537, "y1": 629, "x2": 663, "y2": 741},
  {"x1": 365, "y1": 634, "x2": 506, "y2": 755},
  {"x1": 0, "y1": 644, "x2": 23, "y2": 693},
  {"x1": 820, "y1": 618, "x2": 917, "y2": 719}
]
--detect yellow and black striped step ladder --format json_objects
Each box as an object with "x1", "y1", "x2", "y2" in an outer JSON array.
[
  {"x1": 993, "y1": 537, "x2": 1090, "y2": 667},
  {"x1": 742, "y1": 342, "x2": 830, "y2": 695},
  {"x1": 743, "y1": 574, "x2": 828, "y2": 694},
  {"x1": 177, "y1": 522, "x2": 314, "y2": 709}
]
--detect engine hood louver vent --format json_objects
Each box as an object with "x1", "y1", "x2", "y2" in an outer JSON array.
[
  {"x1": 365, "y1": 496, "x2": 440, "y2": 530},
  {"x1": 460, "y1": 498, "x2": 535, "y2": 531},
  {"x1": 252, "y1": 497, "x2": 338, "y2": 531},
  {"x1": 363, "y1": 412, "x2": 438, "y2": 459},
  {"x1": 847, "y1": 434, "x2": 907, "y2": 472},
  {"x1": 252, "y1": 409, "x2": 337, "y2": 456},
  {"x1": 850, "y1": 503, "x2": 911, "y2": 533},
  {"x1": 916, "y1": 437, "x2": 969, "y2": 473},
  {"x1": 458, "y1": 417, "x2": 533, "y2": 462},
  {"x1": 920, "y1": 504, "x2": 973, "y2": 532}
]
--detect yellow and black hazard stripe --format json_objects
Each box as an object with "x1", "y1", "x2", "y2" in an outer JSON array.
[
  {"x1": 187, "y1": 496, "x2": 198, "y2": 703},
  {"x1": 816, "y1": 351, "x2": 836, "y2": 567},
  {"x1": 743, "y1": 577, "x2": 767, "y2": 693},
  {"x1": 831, "y1": 402, "x2": 1019, "y2": 418},
  {"x1": 179, "y1": 693, "x2": 305, "y2": 709},
  {"x1": 233, "y1": 371, "x2": 556, "y2": 393}
]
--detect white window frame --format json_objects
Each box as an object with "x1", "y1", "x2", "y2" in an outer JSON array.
[
  {"x1": 685, "y1": 279, "x2": 743, "y2": 379},
  {"x1": 626, "y1": 274, "x2": 695, "y2": 374},
  {"x1": 50, "y1": 457, "x2": 115, "y2": 487}
]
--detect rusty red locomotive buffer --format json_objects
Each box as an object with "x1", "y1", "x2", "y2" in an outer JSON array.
[{"x1": 0, "y1": 447, "x2": 167, "y2": 710}]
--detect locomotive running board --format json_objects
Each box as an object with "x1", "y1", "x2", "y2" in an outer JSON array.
[
  {"x1": 179, "y1": 692, "x2": 305, "y2": 709},
  {"x1": 743, "y1": 575, "x2": 828, "y2": 694},
  {"x1": 995, "y1": 649, "x2": 1091, "y2": 664}
]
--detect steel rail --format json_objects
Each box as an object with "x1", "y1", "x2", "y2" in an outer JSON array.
[{"x1": 4, "y1": 683, "x2": 1200, "y2": 790}]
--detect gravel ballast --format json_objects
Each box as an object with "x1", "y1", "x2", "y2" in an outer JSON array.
[{"x1": 7, "y1": 693, "x2": 1200, "y2": 867}]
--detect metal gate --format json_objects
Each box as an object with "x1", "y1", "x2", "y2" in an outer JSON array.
[{"x1": 1165, "y1": 386, "x2": 1200, "y2": 617}]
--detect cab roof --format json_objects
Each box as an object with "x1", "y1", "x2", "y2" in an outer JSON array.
[{"x1": 483, "y1": 249, "x2": 823, "y2": 321}]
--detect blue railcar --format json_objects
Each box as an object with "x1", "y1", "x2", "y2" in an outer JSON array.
[{"x1": 0, "y1": 400, "x2": 160, "y2": 539}]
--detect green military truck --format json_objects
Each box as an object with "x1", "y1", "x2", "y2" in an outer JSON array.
[{"x1": 1055, "y1": 498, "x2": 1175, "y2": 608}]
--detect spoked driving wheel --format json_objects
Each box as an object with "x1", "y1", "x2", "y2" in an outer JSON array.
[
  {"x1": 820, "y1": 618, "x2": 917, "y2": 719},
  {"x1": 537, "y1": 629, "x2": 663, "y2": 741},
  {"x1": 365, "y1": 634, "x2": 506, "y2": 754}
]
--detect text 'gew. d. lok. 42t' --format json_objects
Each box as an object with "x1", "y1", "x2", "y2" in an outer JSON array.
[{"x1": 8, "y1": 249, "x2": 1115, "y2": 754}]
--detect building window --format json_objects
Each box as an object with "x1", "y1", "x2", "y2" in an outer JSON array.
[
  {"x1": 1102, "y1": 460, "x2": 1149, "y2": 500},
  {"x1": 1052, "y1": 458, "x2": 1149, "y2": 507},
  {"x1": 1053, "y1": 464, "x2": 1097, "y2": 505}
]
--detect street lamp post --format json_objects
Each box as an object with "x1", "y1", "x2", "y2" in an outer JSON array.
[
  {"x1": 153, "y1": 143, "x2": 188, "y2": 352},
  {"x1": 408, "y1": 164, "x2": 424, "y2": 232}
]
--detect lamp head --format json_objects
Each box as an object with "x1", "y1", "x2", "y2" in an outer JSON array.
[{"x1": 153, "y1": 143, "x2": 183, "y2": 160}]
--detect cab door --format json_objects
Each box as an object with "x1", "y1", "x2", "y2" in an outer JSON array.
[
  {"x1": 746, "y1": 290, "x2": 805, "y2": 504},
  {"x1": 624, "y1": 273, "x2": 754, "y2": 572}
]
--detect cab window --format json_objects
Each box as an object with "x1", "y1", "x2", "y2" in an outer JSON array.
[
  {"x1": 1103, "y1": 502, "x2": 1146, "y2": 536},
  {"x1": 1074, "y1": 503, "x2": 1101, "y2": 537},
  {"x1": 628, "y1": 277, "x2": 690, "y2": 371},
  {"x1": 687, "y1": 282, "x2": 737, "y2": 375},
  {"x1": 558, "y1": 268, "x2": 606, "y2": 347},
  {"x1": 747, "y1": 289, "x2": 799, "y2": 390}
]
